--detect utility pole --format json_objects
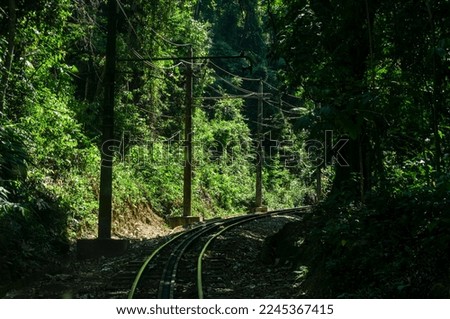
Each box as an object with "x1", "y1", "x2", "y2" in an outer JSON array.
[
  {"x1": 116, "y1": 51, "x2": 251, "y2": 225},
  {"x1": 98, "y1": 0, "x2": 117, "y2": 239},
  {"x1": 183, "y1": 48, "x2": 194, "y2": 217},
  {"x1": 78, "y1": 0, "x2": 127, "y2": 258},
  {"x1": 255, "y1": 79, "x2": 263, "y2": 210}
]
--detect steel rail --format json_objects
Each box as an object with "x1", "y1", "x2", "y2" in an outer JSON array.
[
  {"x1": 128, "y1": 231, "x2": 184, "y2": 299},
  {"x1": 158, "y1": 223, "x2": 221, "y2": 298},
  {"x1": 127, "y1": 214, "x2": 253, "y2": 299},
  {"x1": 128, "y1": 207, "x2": 309, "y2": 299},
  {"x1": 158, "y1": 213, "x2": 274, "y2": 298},
  {"x1": 197, "y1": 207, "x2": 309, "y2": 299},
  {"x1": 127, "y1": 223, "x2": 207, "y2": 299}
]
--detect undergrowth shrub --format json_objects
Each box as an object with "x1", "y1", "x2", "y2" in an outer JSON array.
[
  {"x1": 0, "y1": 123, "x2": 69, "y2": 287},
  {"x1": 300, "y1": 179, "x2": 450, "y2": 298}
]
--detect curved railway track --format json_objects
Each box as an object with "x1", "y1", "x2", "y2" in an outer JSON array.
[{"x1": 115, "y1": 207, "x2": 309, "y2": 299}]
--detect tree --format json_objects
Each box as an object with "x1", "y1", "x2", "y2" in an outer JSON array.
[
  {"x1": 271, "y1": 0, "x2": 450, "y2": 201},
  {"x1": 0, "y1": 0, "x2": 17, "y2": 114}
]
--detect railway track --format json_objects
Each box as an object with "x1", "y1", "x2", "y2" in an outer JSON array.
[{"x1": 109, "y1": 207, "x2": 309, "y2": 299}]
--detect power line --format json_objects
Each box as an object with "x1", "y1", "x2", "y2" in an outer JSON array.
[
  {"x1": 208, "y1": 60, "x2": 260, "y2": 82},
  {"x1": 264, "y1": 98, "x2": 307, "y2": 115},
  {"x1": 213, "y1": 74, "x2": 259, "y2": 95},
  {"x1": 139, "y1": 109, "x2": 177, "y2": 119},
  {"x1": 263, "y1": 100, "x2": 304, "y2": 126},
  {"x1": 262, "y1": 80, "x2": 304, "y2": 101},
  {"x1": 199, "y1": 94, "x2": 258, "y2": 101},
  {"x1": 180, "y1": 59, "x2": 207, "y2": 67},
  {"x1": 116, "y1": 0, "x2": 141, "y2": 44},
  {"x1": 116, "y1": 0, "x2": 191, "y2": 72},
  {"x1": 147, "y1": 27, "x2": 191, "y2": 48},
  {"x1": 205, "y1": 84, "x2": 227, "y2": 97},
  {"x1": 116, "y1": 0, "x2": 190, "y2": 49},
  {"x1": 245, "y1": 118, "x2": 283, "y2": 129},
  {"x1": 264, "y1": 99, "x2": 289, "y2": 116},
  {"x1": 262, "y1": 80, "x2": 280, "y2": 92},
  {"x1": 284, "y1": 92, "x2": 303, "y2": 100},
  {"x1": 281, "y1": 99, "x2": 301, "y2": 110},
  {"x1": 206, "y1": 62, "x2": 305, "y2": 104},
  {"x1": 203, "y1": 84, "x2": 258, "y2": 100},
  {"x1": 109, "y1": 12, "x2": 304, "y2": 117},
  {"x1": 131, "y1": 49, "x2": 183, "y2": 70}
]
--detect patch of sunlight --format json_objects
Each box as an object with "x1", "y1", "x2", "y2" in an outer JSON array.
[
  {"x1": 295, "y1": 237, "x2": 305, "y2": 247},
  {"x1": 294, "y1": 265, "x2": 309, "y2": 280}
]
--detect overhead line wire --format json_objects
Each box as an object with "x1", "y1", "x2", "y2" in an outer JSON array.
[
  {"x1": 261, "y1": 80, "x2": 304, "y2": 101},
  {"x1": 147, "y1": 26, "x2": 191, "y2": 48},
  {"x1": 131, "y1": 49, "x2": 184, "y2": 70},
  {"x1": 204, "y1": 84, "x2": 257, "y2": 100},
  {"x1": 116, "y1": 0, "x2": 141, "y2": 44},
  {"x1": 117, "y1": 0, "x2": 190, "y2": 49},
  {"x1": 116, "y1": 0, "x2": 191, "y2": 72},
  {"x1": 207, "y1": 60, "x2": 260, "y2": 82},
  {"x1": 213, "y1": 75, "x2": 258, "y2": 95}
]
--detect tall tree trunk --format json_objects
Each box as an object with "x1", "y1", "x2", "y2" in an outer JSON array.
[
  {"x1": 331, "y1": 137, "x2": 360, "y2": 198},
  {"x1": 0, "y1": 0, "x2": 17, "y2": 116},
  {"x1": 432, "y1": 74, "x2": 442, "y2": 176},
  {"x1": 426, "y1": 0, "x2": 442, "y2": 177},
  {"x1": 329, "y1": 1, "x2": 376, "y2": 202}
]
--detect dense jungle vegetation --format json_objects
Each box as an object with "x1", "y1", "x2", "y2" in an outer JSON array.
[{"x1": 1, "y1": 0, "x2": 449, "y2": 297}]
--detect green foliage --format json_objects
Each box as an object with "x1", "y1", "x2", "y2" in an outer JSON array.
[
  {"x1": 195, "y1": 104, "x2": 254, "y2": 215},
  {"x1": 0, "y1": 0, "x2": 314, "y2": 290},
  {"x1": 269, "y1": 0, "x2": 450, "y2": 298},
  {"x1": 0, "y1": 121, "x2": 71, "y2": 285},
  {"x1": 121, "y1": 142, "x2": 184, "y2": 216},
  {"x1": 272, "y1": 0, "x2": 450, "y2": 199},
  {"x1": 0, "y1": 124, "x2": 28, "y2": 184},
  {"x1": 299, "y1": 180, "x2": 450, "y2": 298},
  {"x1": 0, "y1": 123, "x2": 28, "y2": 218}
]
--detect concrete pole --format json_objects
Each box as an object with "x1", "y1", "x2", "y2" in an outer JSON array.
[
  {"x1": 98, "y1": 0, "x2": 117, "y2": 238},
  {"x1": 183, "y1": 48, "x2": 193, "y2": 217},
  {"x1": 255, "y1": 80, "x2": 263, "y2": 209}
]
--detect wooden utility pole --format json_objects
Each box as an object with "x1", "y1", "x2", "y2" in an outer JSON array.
[
  {"x1": 98, "y1": 0, "x2": 117, "y2": 239},
  {"x1": 115, "y1": 50, "x2": 250, "y2": 223},
  {"x1": 255, "y1": 79, "x2": 263, "y2": 209},
  {"x1": 77, "y1": 0, "x2": 127, "y2": 258},
  {"x1": 183, "y1": 48, "x2": 194, "y2": 217}
]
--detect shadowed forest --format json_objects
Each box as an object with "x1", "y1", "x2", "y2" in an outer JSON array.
[{"x1": 1, "y1": 0, "x2": 449, "y2": 298}]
